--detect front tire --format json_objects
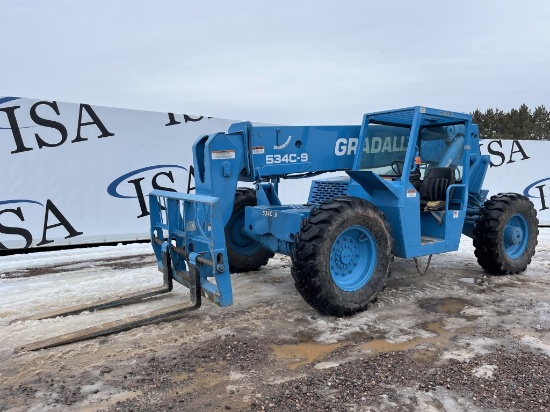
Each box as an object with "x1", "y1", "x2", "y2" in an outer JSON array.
[
  {"x1": 473, "y1": 193, "x2": 538, "y2": 275},
  {"x1": 225, "y1": 188, "x2": 274, "y2": 273},
  {"x1": 291, "y1": 197, "x2": 394, "y2": 317}
]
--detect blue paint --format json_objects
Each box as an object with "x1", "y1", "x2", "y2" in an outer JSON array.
[
  {"x1": 149, "y1": 190, "x2": 233, "y2": 307},
  {"x1": 226, "y1": 206, "x2": 263, "y2": 256},
  {"x1": 330, "y1": 225, "x2": 377, "y2": 291},
  {"x1": 149, "y1": 107, "x2": 492, "y2": 308},
  {"x1": 503, "y1": 213, "x2": 529, "y2": 259}
]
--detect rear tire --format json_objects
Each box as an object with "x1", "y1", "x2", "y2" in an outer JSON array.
[
  {"x1": 473, "y1": 193, "x2": 538, "y2": 275},
  {"x1": 225, "y1": 188, "x2": 274, "y2": 273},
  {"x1": 291, "y1": 197, "x2": 394, "y2": 317}
]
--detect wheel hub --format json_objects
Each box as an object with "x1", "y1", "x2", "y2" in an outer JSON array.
[
  {"x1": 503, "y1": 213, "x2": 530, "y2": 259},
  {"x1": 227, "y1": 210, "x2": 260, "y2": 254},
  {"x1": 505, "y1": 226, "x2": 523, "y2": 245},
  {"x1": 333, "y1": 237, "x2": 358, "y2": 271},
  {"x1": 340, "y1": 248, "x2": 353, "y2": 265},
  {"x1": 329, "y1": 227, "x2": 377, "y2": 291}
]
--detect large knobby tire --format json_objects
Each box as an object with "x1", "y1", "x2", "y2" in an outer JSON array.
[
  {"x1": 225, "y1": 188, "x2": 274, "y2": 273},
  {"x1": 473, "y1": 193, "x2": 538, "y2": 275},
  {"x1": 291, "y1": 197, "x2": 394, "y2": 317}
]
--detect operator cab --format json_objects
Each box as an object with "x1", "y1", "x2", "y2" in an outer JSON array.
[
  {"x1": 358, "y1": 124, "x2": 464, "y2": 200},
  {"x1": 349, "y1": 107, "x2": 470, "y2": 258}
]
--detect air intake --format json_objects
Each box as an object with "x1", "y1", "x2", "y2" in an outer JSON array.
[{"x1": 308, "y1": 177, "x2": 350, "y2": 205}]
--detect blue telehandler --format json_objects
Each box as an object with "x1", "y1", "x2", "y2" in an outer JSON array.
[{"x1": 15, "y1": 106, "x2": 538, "y2": 352}]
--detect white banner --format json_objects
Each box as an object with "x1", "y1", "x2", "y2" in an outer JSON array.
[
  {"x1": 480, "y1": 139, "x2": 550, "y2": 222},
  {"x1": 1, "y1": 97, "x2": 549, "y2": 251},
  {"x1": 0, "y1": 97, "x2": 235, "y2": 250}
]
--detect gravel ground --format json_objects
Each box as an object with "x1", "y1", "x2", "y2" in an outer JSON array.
[
  {"x1": 7, "y1": 329, "x2": 544, "y2": 412},
  {"x1": 1, "y1": 234, "x2": 550, "y2": 411},
  {"x1": 89, "y1": 331, "x2": 549, "y2": 412}
]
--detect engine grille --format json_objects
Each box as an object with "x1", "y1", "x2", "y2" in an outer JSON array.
[{"x1": 308, "y1": 178, "x2": 350, "y2": 205}]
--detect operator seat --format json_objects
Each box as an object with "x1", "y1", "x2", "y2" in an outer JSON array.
[{"x1": 419, "y1": 167, "x2": 455, "y2": 211}]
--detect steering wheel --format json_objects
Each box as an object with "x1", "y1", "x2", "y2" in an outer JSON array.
[{"x1": 391, "y1": 161, "x2": 405, "y2": 176}]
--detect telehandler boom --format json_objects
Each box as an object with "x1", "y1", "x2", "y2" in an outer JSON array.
[{"x1": 14, "y1": 106, "x2": 538, "y2": 352}]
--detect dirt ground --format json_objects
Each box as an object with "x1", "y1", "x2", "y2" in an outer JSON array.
[{"x1": 1, "y1": 233, "x2": 550, "y2": 412}]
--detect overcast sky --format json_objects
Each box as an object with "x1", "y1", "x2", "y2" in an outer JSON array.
[{"x1": 2, "y1": 1, "x2": 550, "y2": 124}]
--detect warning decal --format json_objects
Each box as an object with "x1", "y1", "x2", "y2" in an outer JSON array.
[{"x1": 211, "y1": 150, "x2": 236, "y2": 160}]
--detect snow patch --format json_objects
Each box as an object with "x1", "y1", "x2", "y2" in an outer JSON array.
[
  {"x1": 521, "y1": 335, "x2": 550, "y2": 356},
  {"x1": 314, "y1": 360, "x2": 342, "y2": 369}
]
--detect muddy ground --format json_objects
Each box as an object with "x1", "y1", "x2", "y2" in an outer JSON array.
[{"x1": 1, "y1": 233, "x2": 550, "y2": 411}]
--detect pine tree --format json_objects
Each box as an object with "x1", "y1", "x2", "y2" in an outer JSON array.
[
  {"x1": 532, "y1": 105, "x2": 550, "y2": 140},
  {"x1": 470, "y1": 104, "x2": 549, "y2": 140}
]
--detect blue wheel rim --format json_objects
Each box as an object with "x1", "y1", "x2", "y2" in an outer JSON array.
[
  {"x1": 330, "y1": 225, "x2": 377, "y2": 292},
  {"x1": 503, "y1": 213, "x2": 529, "y2": 259},
  {"x1": 227, "y1": 211, "x2": 262, "y2": 255}
]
